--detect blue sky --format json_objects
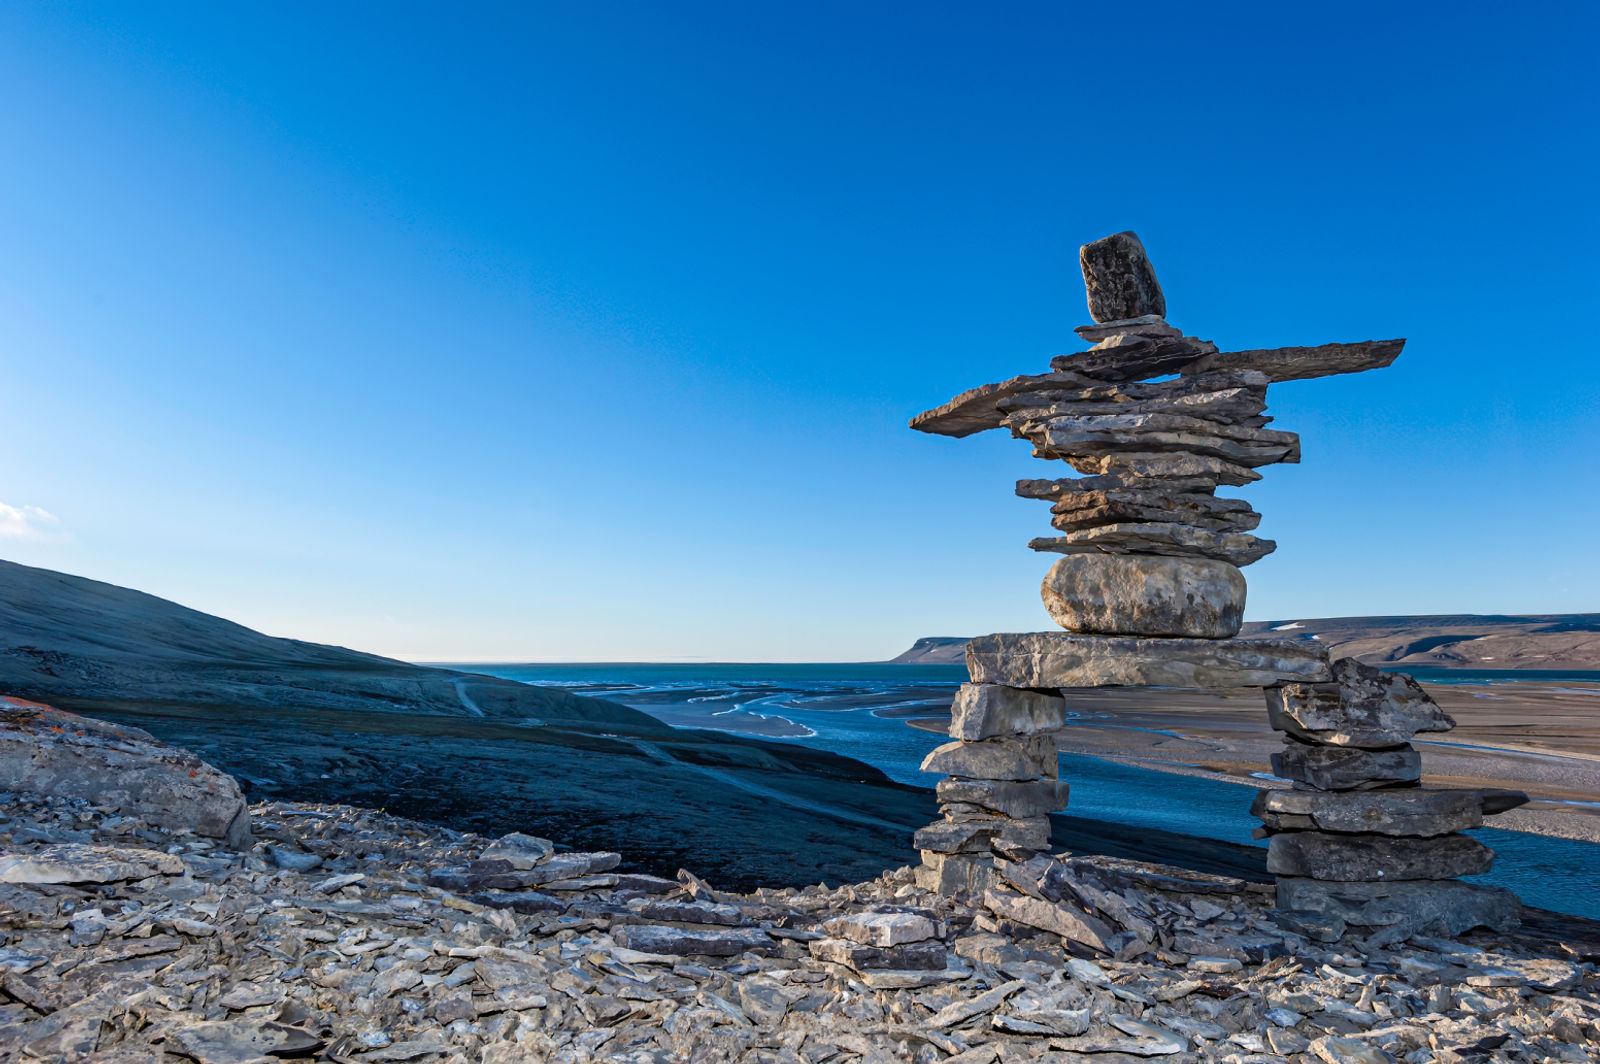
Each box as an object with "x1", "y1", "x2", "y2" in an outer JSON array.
[{"x1": 0, "y1": 2, "x2": 1595, "y2": 661}]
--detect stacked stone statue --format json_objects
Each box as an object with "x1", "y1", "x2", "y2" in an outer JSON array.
[{"x1": 909, "y1": 231, "x2": 1524, "y2": 936}]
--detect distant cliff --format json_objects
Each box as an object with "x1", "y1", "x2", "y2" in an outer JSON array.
[
  {"x1": 886, "y1": 637, "x2": 970, "y2": 665},
  {"x1": 889, "y1": 613, "x2": 1600, "y2": 670}
]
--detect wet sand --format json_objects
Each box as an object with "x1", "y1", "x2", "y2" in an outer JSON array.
[{"x1": 909, "y1": 681, "x2": 1600, "y2": 844}]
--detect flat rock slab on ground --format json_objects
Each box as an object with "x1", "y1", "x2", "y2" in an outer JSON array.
[{"x1": 0, "y1": 698, "x2": 251, "y2": 846}]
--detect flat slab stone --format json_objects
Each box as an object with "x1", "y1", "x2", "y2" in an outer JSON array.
[
  {"x1": 936, "y1": 777, "x2": 1070, "y2": 819},
  {"x1": 1029, "y1": 522, "x2": 1277, "y2": 567},
  {"x1": 1252, "y1": 787, "x2": 1525, "y2": 837},
  {"x1": 1267, "y1": 830, "x2": 1494, "y2": 880},
  {"x1": 909, "y1": 370, "x2": 1099, "y2": 438},
  {"x1": 611, "y1": 924, "x2": 778, "y2": 957},
  {"x1": 1016, "y1": 412, "x2": 1300, "y2": 467},
  {"x1": 1276, "y1": 877, "x2": 1519, "y2": 936},
  {"x1": 1061, "y1": 451, "x2": 1264, "y2": 486},
  {"x1": 966, "y1": 633, "x2": 1330, "y2": 689},
  {"x1": 1183, "y1": 338, "x2": 1404, "y2": 382},
  {"x1": 1048, "y1": 335, "x2": 1214, "y2": 382},
  {"x1": 0, "y1": 843, "x2": 184, "y2": 885},
  {"x1": 1074, "y1": 314, "x2": 1179, "y2": 342},
  {"x1": 1041, "y1": 554, "x2": 1247, "y2": 638},
  {"x1": 1272, "y1": 742, "x2": 1421, "y2": 790},
  {"x1": 824, "y1": 911, "x2": 941, "y2": 947},
  {"x1": 1080, "y1": 231, "x2": 1166, "y2": 323}
]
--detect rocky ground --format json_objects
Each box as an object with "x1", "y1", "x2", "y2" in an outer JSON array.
[{"x1": 4, "y1": 790, "x2": 1598, "y2": 1063}]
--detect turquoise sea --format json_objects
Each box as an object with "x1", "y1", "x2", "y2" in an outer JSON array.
[{"x1": 454, "y1": 661, "x2": 1600, "y2": 920}]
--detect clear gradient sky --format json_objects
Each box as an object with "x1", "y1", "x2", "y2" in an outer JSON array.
[{"x1": 1, "y1": 2, "x2": 1595, "y2": 662}]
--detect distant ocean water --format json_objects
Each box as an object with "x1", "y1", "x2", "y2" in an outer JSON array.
[{"x1": 456, "y1": 661, "x2": 1600, "y2": 920}]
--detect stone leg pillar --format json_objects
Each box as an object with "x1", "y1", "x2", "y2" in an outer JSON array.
[
  {"x1": 1256, "y1": 659, "x2": 1524, "y2": 940},
  {"x1": 914, "y1": 683, "x2": 1069, "y2": 895}
]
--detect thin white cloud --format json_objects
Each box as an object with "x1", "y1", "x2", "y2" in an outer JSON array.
[{"x1": 0, "y1": 502, "x2": 63, "y2": 540}]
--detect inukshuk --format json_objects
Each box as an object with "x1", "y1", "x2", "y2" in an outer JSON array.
[{"x1": 908, "y1": 231, "x2": 1524, "y2": 937}]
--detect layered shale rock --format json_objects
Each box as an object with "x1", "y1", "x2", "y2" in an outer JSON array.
[
  {"x1": 905, "y1": 230, "x2": 1523, "y2": 939},
  {"x1": 0, "y1": 695, "x2": 250, "y2": 846}
]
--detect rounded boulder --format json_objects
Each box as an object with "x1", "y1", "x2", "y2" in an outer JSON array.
[{"x1": 1041, "y1": 553, "x2": 1246, "y2": 638}]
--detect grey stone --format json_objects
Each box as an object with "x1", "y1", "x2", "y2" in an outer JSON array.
[
  {"x1": 1276, "y1": 877, "x2": 1519, "y2": 936},
  {"x1": 948, "y1": 683, "x2": 1066, "y2": 740},
  {"x1": 1016, "y1": 411, "x2": 1300, "y2": 467},
  {"x1": 1267, "y1": 659, "x2": 1455, "y2": 747},
  {"x1": 611, "y1": 924, "x2": 778, "y2": 957},
  {"x1": 1267, "y1": 831, "x2": 1493, "y2": 880},
  {"x1": 169, "y1": 1020, "x2": 322, "y2": 1064},
  {"x1": 480, "y1": 832, "x2": 555, "y2": 869},
  {"x1": 1252, "y1": 787, "x2": 1522, "y2": 836},
  {"x1": 913, "y1": 818, "x2": 998, "y2": 854},
  {"x1": 824, "y1": 911, "x2": 940, "y2": 947},
  {"x1": 0, "y1": 843, "x2": 184, "y2": 884},
  {"x1": 1184, "y1": 338, "x2": 1405, "y2": 382},
  {"x1": 909, "y1": 370, "x2": 1099, "y2": 438},
  {"x1": 0, "y1": 702, "x2": 251, "y2": 847},
  {"x1": 920, "y1": 735, "x2": 1057, "y2": 781},
  {"x1": 1047, "y1": 491, "x2": 1261, "y2": 535},
  {"x1": 967, "y1": 632, "x2": 1330, "y2": 689},
  {"x1": 915, "y1": 851, "x2": 995, "y2": 895},
  {"x1": 1271, "y1": 742, "x2": 1421, "y2": 790},
  {"x1": 1048, "y1": 335, "x2": 1215, "y2": 382},
  {"x1": 983, "y1": 888, "x2": 1114, "y2": 953},
  {"x1": 1041, "y1": 553, "x2": 1247, "y2": 638},
  {"x1": 1030, "y1": 522, "x2": 1277, "y2": 567},
  {"x1": 1074, "y1": 314, "x2": 1181, "y2": 342},
  {"x1": 936, "y1": 777, "x2": 1070, "y2": 818},
  {"x1": 1017, "y1": 474, "x2": 1225, "y2": 498},
  {"x1": 1059, "y1": 450, "x2": 1264, "y2": 486},
  {"x1": 808, "y1": 936, "x2": 947, "y2": 971},
  {"x1": 1080, "y1": 231, "x2": 1166, "y2": 323}
]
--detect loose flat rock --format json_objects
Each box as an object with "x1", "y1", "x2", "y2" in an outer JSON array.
[
  {"x1": 824, "y1": 911, "x2": 940, "y2": 947},
  {"x1": 0, "y1": 843, "x2": 184, "y2": 884},
  {"x1": 1183, "y1": 338, "x2": 1405, "y2": 382},
  {"x1": 1048, "y1": 493, "x2": 1261, "y2": 535},
  {"x1": 983, "y1": 888, "x2": 1114, "y2": 953},
  {"x1": 1252, "y1": 787, "x2": 1525, "y2": 837},
  {"x1": 1030, "y1": 522, "x2": 1277, "y2": 567},
  {"x1": 809, "y1": 936, "x2": 947, "y2": 971},
  {"x1": 967, "y1": 633, "x2": 1330, "y2": 689},
  {"x1": 479, "y1": 832, "x2": 554, "y2": 869},
  {"x1": 1041, "y1": 553, "x2": 1247, "y2": 638},
  {"x1": 948, "y1": 683, "x2": 1066, "y2": 740},
  {"x1": 168, "y1": 1020, "x2": 322, "y2": 1064},
  {"x1": 1277, "y1": 876, "x2": 1520, "y2": 935},
  {"x1": 611, "y1": 924, "x2": 778, "y2": 957},
  {"x1": 1018, "y1": 474, "x2": 1226, "y2": 498},
  {"x1": 1267, "y1": 830, "x2": 1495, "y2": 880},
  {"x1": 920, "y1": 735, "x2": 1057, "y2": 781},
  {"x1": 1268, "y1": 659, "x2": 1456, "y2": 746},
  {"x1": 936, "y1": 777, "x2": 1070, "y2": 818},
  {"x1": 1272, "y1": 741, "x2": 1421, "y2": 790},
  {"x1": 1079, "y1": 231, "x2": 1166, "y2": 323}
]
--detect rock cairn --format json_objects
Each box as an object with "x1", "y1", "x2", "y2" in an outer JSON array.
[
  {"x1": 909, "y1": 231, "x2": 1525, "y2": 936},
  {"x1": 1258, "y1": 657, "x2": 1529, "y2": 940}
]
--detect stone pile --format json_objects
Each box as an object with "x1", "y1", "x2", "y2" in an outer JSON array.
[
  {"x1": 4, "y1": 786, "x2": 1596, "y2": 1063},
  {"x1": 909, "y1": 231, "x2": 1523, "y2": 938},
  {"x1": 1256, "y1": 657, "x2": 1529, "y2": 941}
]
